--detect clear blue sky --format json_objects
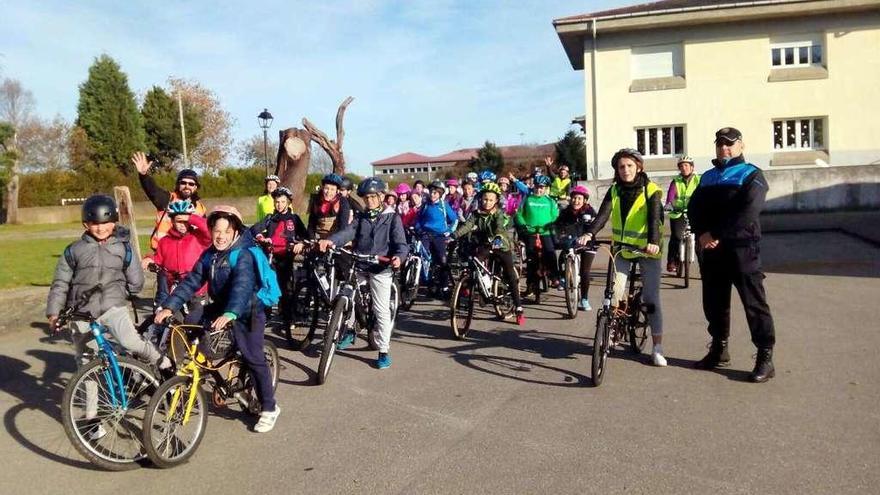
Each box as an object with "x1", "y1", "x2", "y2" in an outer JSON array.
[{"x1": 1, "y1": 0, "x2": 627, "y2": 175}]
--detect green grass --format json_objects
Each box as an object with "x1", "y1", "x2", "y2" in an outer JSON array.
[
  {"x1": 0, "y1": 220, "x2": 84, "y2": 235},
  {"x1": 0, "y1": 234, "x2": 151, "y2": 290}
]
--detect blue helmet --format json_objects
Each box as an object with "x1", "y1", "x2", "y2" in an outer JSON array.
[
  {"x1": 479, "y1": 170, "x2": 497, "y2": 182},
  {"x1": 321, "y1": 173, "x2": 344, "y2": 187},
  {"x1": 166, "y1": 199, "x2": 196, "y2": 217},
  {"x1": 357, "y1": 177, "x2": 386, "y2": 196},
  {"x1": 272, "y1": 187, "x2": 293, "y2": 200},
  {"x1": 534, "y1": 174, "x2": 551, "y2": 187}
]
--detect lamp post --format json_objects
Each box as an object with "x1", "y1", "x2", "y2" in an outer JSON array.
[{"x1": 257, "y1": 108, "x2": 274, "y2": 175}]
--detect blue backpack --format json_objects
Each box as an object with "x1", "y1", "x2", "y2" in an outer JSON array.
[{"x1": 228, "y1": 246, "x2": 282, "y2": 307}]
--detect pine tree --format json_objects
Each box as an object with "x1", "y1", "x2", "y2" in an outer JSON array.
[
  {"x1": 141, "y1": 86, "x2": 203, "y2": 170},
  {"x1": 75, "y1": 54, "x2": 145, "y2": 174},
  {"x1": 470, "y1": 140, "x2": 504, "y2": 173},
  {"x1": 554, "y1": 130, "x2": 587, "y2": 179}
]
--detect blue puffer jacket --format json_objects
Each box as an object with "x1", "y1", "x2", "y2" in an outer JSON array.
[
  {"x1": 415, "y1": 199, "x2": 457, "y2": 235},
  {"x1": 163, "y1": 231, "x2": 260, "y2": 319},
  {"x1": 329, "y1": 206, "x2": 409, "y2": 273}
]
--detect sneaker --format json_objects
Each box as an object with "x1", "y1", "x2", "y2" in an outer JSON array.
[
  {"x1": 557, "y1": 278, "x2": 566, "y2": 290},
  {"x1": 579, "y1": 298, "x2": 592, "y2": 311},
  {"x1": 377, "y1": 352, "x2": 392, "y2": 369},
  {"x1": 253, "y1": 405, "x2": 281, "y2": 433},
  {"x1": 667, "y1": 262, "x2": 677, "y2": 273},
  {"x1": 336, "y1": 330, "x2": 355, "y2": 350},
  {"x1": 88, "y1": 423, "x2": 108, "y2": 441},
  {"x1": 516, "y1": 313, "x2": 526, "y2": 326},
  {"x1": 652, "y1": 352, "x2": 668, "y2": 367}
]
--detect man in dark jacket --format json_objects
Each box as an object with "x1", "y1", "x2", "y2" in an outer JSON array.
[
  {"x1": 319, "y1": 177, "x2": 408, "y2": 370},
  {"x1": 688, "y1": 127, "x2": 776, "y2": 383}
]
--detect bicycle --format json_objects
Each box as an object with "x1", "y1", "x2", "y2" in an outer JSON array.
[
  {"x1": 450, "y1": 239, "x2": 519, "y2": 340},
  {"x1": 521, "y1": 233, "x2": 551, "y2": 304},
  {"x1": 316, "y1": 247, "x2": 399, "y2": 385},
  {"x1": 399, "y1": 232, "x2": 428, "y2": 311},
  {"x1": 589, "y1": 240, "x2": 652, "y2": 387},
  {"x1": 55, "y1": 284, "x2": 161, "y2": 471},
  {"x1": 675, "y1": 209, "x2": 697, "y2": 288},
  {"x1": 286, "y1": 240, "x2": 337, "y2": 349},
  {"x1": 561, "y1": 243, "x2": 595, "y2": 319},
  {"x1": 142, "y1": 319, "x2": 279, "y2": 468}
]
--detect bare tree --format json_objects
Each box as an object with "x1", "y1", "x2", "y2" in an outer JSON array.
[
  {"x1": 309, "y1": 144, "x2": 333, "y2": 174},
  {"x1": 302, "y1": 96, "x2": 353, "y2": 175},
  {"x1": 0, "y1": 78, "x2": 35, "y2": 224}
]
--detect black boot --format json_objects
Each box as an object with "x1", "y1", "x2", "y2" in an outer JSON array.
[
  {"x1": 694, "y1": 340, "x2": 730, "y2": 370},
  {"x1": 749, "y1": 348, "x2": 775, "y2": 383}
]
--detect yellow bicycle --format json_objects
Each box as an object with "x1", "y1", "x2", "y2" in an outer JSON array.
[{"x1": 141, "y1": 320, "x2": 279, "y2": 468}]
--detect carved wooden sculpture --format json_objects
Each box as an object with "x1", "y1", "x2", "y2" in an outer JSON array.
[
  {"x1": 302, "y1": 96, "x2": 354, "y2": 175},
  {"x1": 275, "y1": 127, "x2": 312, "y2": 212}
]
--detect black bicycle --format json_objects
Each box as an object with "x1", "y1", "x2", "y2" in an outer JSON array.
[
  {"x1": 287, "y1": 240, "x2": 336, "y2": 349},
  {"x1": 450, "y1": 239, "x2": 518, "y2": 340}
]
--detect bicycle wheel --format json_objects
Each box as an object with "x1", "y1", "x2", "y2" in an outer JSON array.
[
  {"x1": 563, "y1": 256, "x2": 579, "y2": 319},
  {"x1": 627, "y1": 289, "x2": 650, "y2": 353},
  {"x1": 450, "y1": 277, "x2": 475, "y2": 340},
  {"x1": 317, "y1": 298, "x2": 346, "y2": 385},
  {"x1": 683, "y1": 236, "x2": 693, "y2": 288},
  {"x1": 399, "y1": 260, "x2": 419, "y2": 311},
  {"x1": 286, "y1": 282, "x2": 314, "y2": 349},
  {"x1": 143, "y1": 375, "x2": 208, "y2": 469},
  {"x1": 591, "y1": 311, "x2": 612, "y2": 386},
  {"x1": 491, "y1": 275, "x2": 515, "y2": 319},
  {"x1": 61, "y1": 356, "x2": 158, "y2": 471},
  {"x1": 238, "y1": 340, "x2": 281, "y2": 415}
]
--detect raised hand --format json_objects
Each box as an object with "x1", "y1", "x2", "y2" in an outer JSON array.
[{"x1": 131, "y1": 151, "x2": 152, "y2": 175}]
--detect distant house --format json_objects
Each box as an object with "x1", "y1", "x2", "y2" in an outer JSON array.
[
  {"x1": 553, "y1": 0, "x2": 880, "y2": 179},
  {"x1": 371, "y1": 144, "x2": 556, "y2": 181}
]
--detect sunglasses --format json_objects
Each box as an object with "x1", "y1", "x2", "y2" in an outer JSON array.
[
  {"x1": 178, "y1": 180, "x2": 197, "y2": 187},
  {"x1": 715, "y1": 139, "x2": 739, "y2": 147}
]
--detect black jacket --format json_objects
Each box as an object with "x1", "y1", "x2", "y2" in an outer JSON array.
[
  {"x1": 329, "y1": 207, "x2": 409, "y2": 273},
  {"x1": 688, "y1": 155, "x2": 768, "y2": 245},
  {"x1": 588, "y1": 173, "x2": 662, "y2": 245}
]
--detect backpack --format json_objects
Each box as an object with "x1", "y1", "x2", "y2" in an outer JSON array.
[
  {"x1": 228, "y1": 246, "x2": 282, "y2": 307},
  {"x1": 64, "y1": 241, "x2": 133, "y2": 270}
]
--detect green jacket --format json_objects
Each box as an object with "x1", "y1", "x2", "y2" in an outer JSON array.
[
  {"x1": 514, "y1": 194, "x2": 559, "y2": 235},
  {"x1": 453, "y1": 208, "x2": 513, "y2": 252}
]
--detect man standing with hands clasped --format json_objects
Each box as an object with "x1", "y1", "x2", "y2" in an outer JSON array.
[{"x1": 687, "y1": 127, "x2": 777, "y2": 383}]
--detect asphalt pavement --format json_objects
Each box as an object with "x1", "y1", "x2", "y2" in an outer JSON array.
[{"x1": 1, "y1": 230, "x2": 879, "y2": 494}]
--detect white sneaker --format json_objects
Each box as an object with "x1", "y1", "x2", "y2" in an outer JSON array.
[
  {"x1": 88, "y1": 423, "x2": 108, "y2": 441},
  {"x1": 652, "y1": 352, "x2": 668, "y2": 367},
  {"x1": 253, "y1": 405, "x2": 281, "y2": 433}
]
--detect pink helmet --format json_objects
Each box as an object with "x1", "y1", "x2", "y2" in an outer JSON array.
[
  {"x1": 570, "y1": 185, "x2": 590, "y2": 198},
  {"x1": 446, "y1": 178, "x2": 460, "y2": 187},
  {"x1": 395, "y1": 183, "x2": 412, "y2": 195}
]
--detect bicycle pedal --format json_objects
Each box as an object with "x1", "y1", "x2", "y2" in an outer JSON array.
[{"x1": 212, "y1": 389, "x2": 227, "y2": 408}]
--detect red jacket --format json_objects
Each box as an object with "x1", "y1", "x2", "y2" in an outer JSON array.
[{"x1": 152, "y1": 214, "x2": 211, "y2": 296}]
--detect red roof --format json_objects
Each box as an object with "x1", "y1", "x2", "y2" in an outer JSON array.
[
  {"x1": 431, "y1": 148, "x2": 478, "y2": 162},
  {"x1": 554, "y1": 0, "x2": 746, "y2": 23},
  {"x1": 371, "y1": 152, "x2": 432, "y2": 166}
]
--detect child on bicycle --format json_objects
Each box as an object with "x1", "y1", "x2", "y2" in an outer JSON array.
[
  {"x1": 307, "y1": 173, "x2": 351, "y2": 240},
  {"x1": 514, "y1": 174, "x2": 561, "y2": 294},
  {"x1": 47, "y1": 195, "x2": 167, "y2": 369},
  {"x1": 583, "y1": 148, "x2": 666, "y2": 366},
  {"x1": 155, "y1": 206, "x2": 281, "y2": 433},
  {"x1": 318, "y1": 178, "x2": 408, "y2": 370},
  {"x1": 251, "y1": 187, "x2": 308, "y2": 332},
  {"x1": 415, "y1": 180, "x2": 458, "y2": 299},
  {"x1": 453, "y1": 182, "x2": 525, "y2": 325},
  {"x1": 554, "y1": 185, "x2": 597, "y2": 311},
  {"x1": 665, "y1": 155, "x2": 701, "y2": 273}
]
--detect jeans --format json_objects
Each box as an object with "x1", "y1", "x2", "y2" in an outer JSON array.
[
  {"x1": 612, "y1": 256, "x2": 663, "y2": 337},
  {"x1": 423, "y1": 234, "x2": 451, "y2": 291},
  {"x1": 667, "y1": 217, "x2": 686, "y2": 264}
]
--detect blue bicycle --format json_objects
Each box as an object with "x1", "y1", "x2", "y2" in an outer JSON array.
[{"x1": 56, "y1": 285, "x2": 160, "y2": 470}]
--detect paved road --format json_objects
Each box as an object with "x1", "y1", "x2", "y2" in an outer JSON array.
[{"x1": 1, "y1": 231, "x2": 879, "y2": 494}]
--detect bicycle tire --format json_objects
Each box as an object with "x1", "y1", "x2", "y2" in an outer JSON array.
[
  {"x1": 683, "y1": 236, "x2": 692, "y2": 288},
  {"x1": 61, "y1": 356, "x2": 158, "y2": 471},
  {"x1": 563, "y1": 256, "x2": 579, "y2": 319},
  {"x1": 591, "y1": 311, "x2": 611, "y2": 387},
  {"x1": 450, "y1": 277, "x2": 474, "y2": 340},
  {"x1": 239, "y1": 340, "x2": 281, "y2": 415},
  {"x1": 143, "y1": 375, "x2": 208, "y2": 469},
  {"x1": 491, "y1": 276, "x2": 515, "y2": 319},
  {"x1": 286, "y1": 282, "x2": 313, "y2": 349},
  {"x1": 317, "y1": 297, "x2": 346, "y2": 385},
  {"x1": 399, "y1": 261, "x2": 418, "y2": 311}
]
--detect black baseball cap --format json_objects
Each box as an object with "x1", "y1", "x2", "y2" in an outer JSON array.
[{"x1": 714, "y1": 127, "x2": 742, "y2": 143}]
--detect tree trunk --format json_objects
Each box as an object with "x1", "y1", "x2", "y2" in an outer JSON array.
[
  {"x1": 302, "y1": 96, "x2": 353, "y2": 175},
  {"x1": 276, "y1": 127, "x2": 312, "y2": 213},
  {"x1": 4, "y1": 174, "x2": 19, "y2": 224}
]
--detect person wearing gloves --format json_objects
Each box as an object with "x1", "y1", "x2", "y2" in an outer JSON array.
[{"x1": 515, "y1": 174, "x2": 561, "y2": 294}]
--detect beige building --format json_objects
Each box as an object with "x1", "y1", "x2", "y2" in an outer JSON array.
[{"x1": 553, "y1": 0, "x2": 880, "y2": 180}]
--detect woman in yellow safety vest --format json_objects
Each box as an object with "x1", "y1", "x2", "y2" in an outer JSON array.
[
  {"x1": 665, "y1": 156, "x2": 701, "y2": 273},
  {"x1": 257, "y1": 175, "x2": 281, "y2": 222},
  {"x1": 582, "y1": 148, "x2": 667, "y2": 367}
]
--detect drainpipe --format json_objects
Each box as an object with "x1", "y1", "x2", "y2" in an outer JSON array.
[{"x1": 589, "y1": 19, "x2": 600, "y2": 180}]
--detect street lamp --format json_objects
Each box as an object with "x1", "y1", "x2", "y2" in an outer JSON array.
[{"x1": 257, "y1": 108, "x2": 274, "y2": 175}]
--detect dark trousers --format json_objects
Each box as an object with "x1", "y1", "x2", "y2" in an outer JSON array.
[
  {"x1": 699, "y1": 244, "x2": 775, "y2": 349},
  {"x1": 524, "y1": 233, "x2": 559, "y2": 286},
  {"x1": 490, "y1": 250, "x2": 522, "y2": 309},
  {"x1": 667, "y1": 217, "x2": 686, "y2": 264},
  {"x1": 273, "y1": 255, "x2": 295, "y2": 324},
  {"x1": 578, "y1": 251, "x2": 596, "y2": 299},
  {"x1": 423, "y1": 234, "x2": 451, "y2": 291},
  {"x1": 217, "y1": 305, "x2": 275, "y2": 412}
]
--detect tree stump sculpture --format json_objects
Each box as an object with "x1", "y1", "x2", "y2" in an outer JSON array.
[
  {"x1": 302, "y1": 96, "x2": 354, "y2": 175},
  {"x1": 275, "y1": 127, "x2": 312, "y2": 212}
]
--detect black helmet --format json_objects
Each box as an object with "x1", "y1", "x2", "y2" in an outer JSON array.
[
  {"x1": 82, "y1": 195, "x2": 119, "y2": 223},
  {"x1": 176, "y1": 169, "x2": 200, "y2": 186},
  {"x1": 611, "y1": 148, "x2": 644, "y2": 169},
  {"x1": 272, "y1": 187, "x2": 293, "y2": 200},
  {"x1": 340, "y1": 177, "x2": 353, "y2": 191},
  {"x1": 427, "y1": 180, "x2": 446, "y2": 194},
  {"x1": 357, "y1": 177, "x2": 386, "y2": 196}
]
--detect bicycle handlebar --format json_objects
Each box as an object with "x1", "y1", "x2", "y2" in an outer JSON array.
[
  {"x1": 328, "y1": 246, "x2": 392, "y2": 266},
  {"x1": 55, "y1": 284, "x2": 103, "y2": 330}
]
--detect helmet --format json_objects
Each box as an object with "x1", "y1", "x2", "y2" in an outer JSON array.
[
  {"x1": 570, "y1": 185, "x2": 590, "y2": 198},
  {"x1": 166, "y1": 199, "x2": 196, "y2": 217},
  {"x1": 534, "y1": 175, "x2": 551, "y2": 187},
  {"x1": 176, "y1": 169, "x2": 200, "y2": 186},
  {"x1": 611, "y1": 148, "x2": 644, "y2": 169},
  {"x1": 272, "y1": 187, "x2": 293, "y2": 200},
  {"x1": 479, "y1": 170, "x2": 497, "y2": 182},
  {"x1": 445, "y1": 178, "x2": 459, "y2": 187},
  {"x1": 357, "y1": 177, "x2": 386, "y2": 196},
  {"x1": 321, "y1": 173, "x2": 344, "y2": 187},
  {"x1": 385, "y1": 189, "x2": 398, "y2": 198},
  {"x1": 427, "y1": 180, "x2": 446, "y2": 194},
  {"x1": 340, "y1": 177, "x2": 353, "y2": 191},
  {"x1": 466, "y1": 172, "x2": 478, "y2": 182},
  {"x1": 497, "y1": 176, "x2": 510, "y2": 185},
  {"x1": 395, "y1": 183, "x2": 412, "y2": 195},
  {"x1": 207, "y1": 205, "x2": 243, "y2": 231},
  {"x1": 82, "y1": 195, "x2": 118, "y2": 223},
  {"x1": 677, "y1": 155, "x2": 694, "y2": 165},
  {"x1": 264, "y1": 174, "x2": 280, "y2": 183},
  {"x1": 480, "y1": 182, "x2": 502, "y2": 198}
]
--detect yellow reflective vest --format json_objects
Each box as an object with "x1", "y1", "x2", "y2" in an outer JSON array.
[
  {"x1": 611, "y1": 182, "x2": 663, "y2": 259},
  {"x1": 668, "y1": 174, "x2": 700, "y2": 219}
]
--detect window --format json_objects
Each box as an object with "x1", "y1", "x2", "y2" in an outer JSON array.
[
  {"x1": 635, "y1": 125, "x2": 685, "y2": 157},
  {"x1": 771, "y1": 39, "x2": 822, "y2": 68},
  {"x1": 773, "y1": 117, "x2": 825, "y2": 150},
  {"x1": 631, "y1": 43, "x2": 683, "y2": 80}
]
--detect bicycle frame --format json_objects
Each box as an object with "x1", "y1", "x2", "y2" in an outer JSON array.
[
  {"x1": 678, "y1": 215, "x2": 696, "y2": 265},
  {"x1": 87, "y1": 321, "x2": 131, "y2": 409}
]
